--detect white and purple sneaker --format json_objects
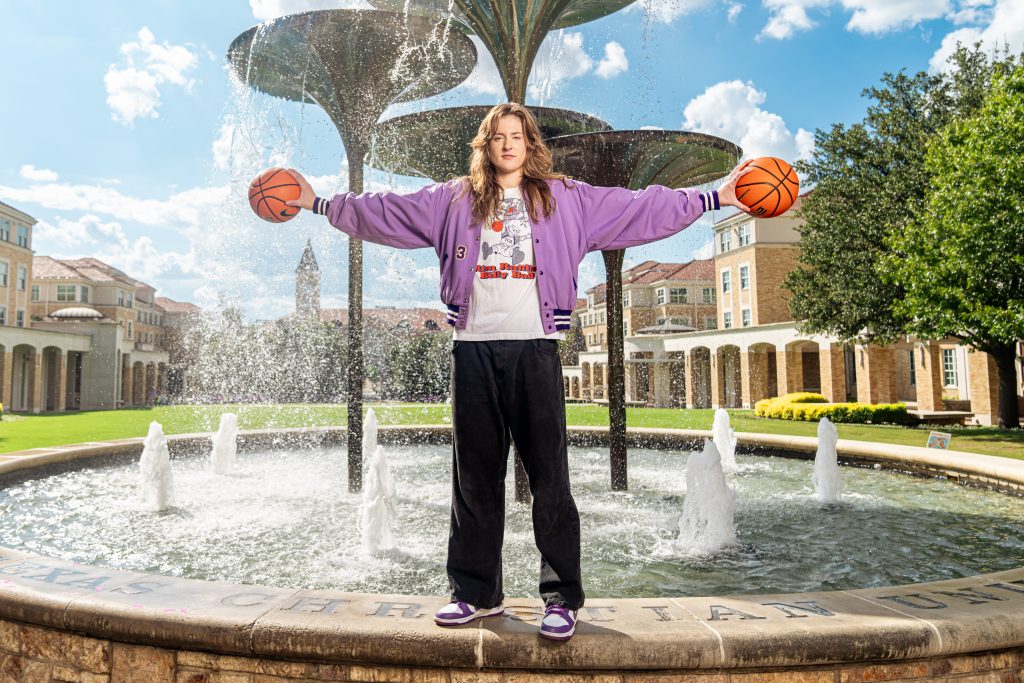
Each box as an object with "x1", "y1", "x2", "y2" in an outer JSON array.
[
  {"x1": 539, "y1": 604, "x2": 578, "y2": 641},
  {"x1": 433, "y1": 601, "x2": 505, "y2": 626}
]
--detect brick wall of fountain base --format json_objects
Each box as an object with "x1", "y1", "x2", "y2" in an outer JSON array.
[{"x1": 1, "y1": 620, "x2": 1023, "y2": 683}]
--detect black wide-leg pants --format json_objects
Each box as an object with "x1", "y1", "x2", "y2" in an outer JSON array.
[{"x1": 447, "y1": 338, "x2": 584, "y2": 610}]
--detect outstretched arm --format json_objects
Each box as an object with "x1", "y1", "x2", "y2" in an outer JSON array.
[
  {"x1": 284, "y1": 168, "x2": 445, "y2": 250},
  {"x1": 582, "y1": 160, "x2": 754, "y2": 253}
]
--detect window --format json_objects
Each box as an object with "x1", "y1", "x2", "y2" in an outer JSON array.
[
  {"x1": 908, "y1": 350, "x2": 916, "y2": 386},
  {"x1": 16, "y1": 310, "x2": 24, "y2": 328},
  {"x1": 57, "y1": 284, "x2": 76, "y2": 301},
  {"x1": 672, "y1": 316, "x2": 691, "y2": 326},
  {"x1": 623, "y1": 321, "x2": 629, "y2": 336},
  {"x1": 128, "y1": 322, "x2": 133, "y2": 339},
  {"x1": 705, "y1": 317, "x2": 717, "y2": 330},
  {"x1": 622, "y1": 291, "x2": 630, "y2": 307},
  {"x1": 118, "y1": 289, "x2": 124, "y2": 306},
  {"x1": 942, "y1": 349, "x2": 958, "y2": 387},
  {"x1": 656, "y1": 288, "x2": 665, "y2": 305},
  {"x1": 738, "y1": 223, "x2": 751, "y2": 246},
  {"x1": 702, "y1": 287, "x2": 716, "y2": 305},
  {"x1": 31, "y1": 285, "x2": 39, "y2": 301},
  {"x1": 723, "y1": 311, "x2": 733, "y2": 329},
  {"x1": 719, "y1": 230, "x2": 732, "y2": 253},
  {"x1": 670, "y1": 288, "x2": 687, "y2": 304},
  {"x1": 80, "y1": 286, "x2": 88, "y2": 303},
  {"x1": 0, "y1": 219, "x2": 9, "y2": 241},
  {"x1": 740, "y1": 265, "x2": 750, "y2": 290},
  {"x1": 16, "y1": 266, "x2": 26, "y2": 291},
  {"x1": 721, "y1": 269, "x2": 731, "y2": 294},
  {"x1": 600, "y1": 332, "x2": 604, "y2": 343},
  {"x1": 741, "y1": 309, "x2": 752, "y2": 327},
  {"x1": 136, "y1": 311, "x2": 141, "y2": 322},
  {"x1": 17, "y1": 225, "x2": 29, "y2": 248},
  {"x1": 657, "y1": 317, "x2": 667, "y2": 325},
  {"x1": 0, "y1": 262, "x2": 7, "y2": 287},
  {"x1": 126, "y1": 292, "x2": 134, "y2": 309},
  {"x1": 0, "y1": 306, "x2": 5, "y2": 325}
]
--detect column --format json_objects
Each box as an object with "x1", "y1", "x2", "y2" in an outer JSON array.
[
  {"x1": 818, "y1": 345, "x2": 847, "y2": 403},
  {"x1": 1, "y1": 351, "x2": 12, "y2": 412},
  {"x1": 855, "y1": 346, "x2": 896, "y2": 405},
  {"x1": 684, "y1": 351, "x2": 696, "y2": 409},
  {"x1": 913, "y1": 342, "x2": 944, "y2": 412},
  {"x1": 652, "y1": 362, "x2": 671, "y2": 407},
  {"x1": 775, "y1": 349, "x2": 792, "y2": 396},
  {"x1": 711, "y1": 350, "x2": 723, "y2": 408},
  {"x1": 967, "y1": 348, "x2": 999, "y2": 426},
  {"x1": 30, "y1": 350, "x2": 43, "y2": 414},
  {"x1": 123, "y1": 358, "x2": 134, "y2": 408},
  {"x1": 55, "y1": 351, "x2": 67, "y2": 412}
]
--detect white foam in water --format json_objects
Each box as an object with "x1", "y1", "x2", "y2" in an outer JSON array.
[
  {"x1": 360, "y1": 444, "x2": 398, "y2": 556},
  {"x1": 712, "y1": 409, "x2": 738, "y2": 473},
  {"x1": 139, "y1": 421, "x2": 175, "y2": 512},
  {"x1": 210, "y1": 413, "x2": 238, "y2": 475},
  {"x1": 363, "y1": 408, "x2": 379, "y2": 461},
  {"x1": 676, "y1": 439, "x2": 736, "y2": 555},
  {"x1": 813, "y1": 417, "x2": 842, "y2": 504}
]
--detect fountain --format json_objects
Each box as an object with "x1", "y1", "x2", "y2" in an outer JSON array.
[
  {"x1": 360, "y1": 445, "x2": 399, "y2": 556},
  {"x1": 712, "y1": 408, "x2": 738, "y2": 473},
  {"x1": 137, "y1": 421, "x2": 174, "y2": 512},
  {"x1": 675, "y1": 439, "x2": 736, "y2": 555},
  {"x1": 210, "y1": 412, "x2": 238, "y2": 475},
  {"x1": 227, "y1": 10, "x2": 477, "y2": 493},
  {"x1": 813, "y1": 417, "x2": 842, "y2": 503},
  {"x1": 546, "y1": 130, "x2": 741, "y2": 489},
  {"x1": 1, "y1": 427, "x2": 1023, "y2": 678}
]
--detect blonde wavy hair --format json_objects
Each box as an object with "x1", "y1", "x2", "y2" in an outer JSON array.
[{"x1": 460, "y1": 103, "x2": 569, "y2": 224}]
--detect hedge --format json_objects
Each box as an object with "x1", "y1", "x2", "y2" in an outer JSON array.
[{"x1": 755, "y1": 393, "x2": 910, "y2": 425}]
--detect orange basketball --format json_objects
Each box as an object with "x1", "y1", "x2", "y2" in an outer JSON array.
[
  {"x1": 248, "y1": 168, "x2": 301, "y2": 223},
  {"x1": 736, "y1": 157, "x2": 799, "y2": 218}
]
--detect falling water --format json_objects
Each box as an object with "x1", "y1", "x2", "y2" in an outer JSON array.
[
  {"x1": 712, "y1": 409, "x2": 738, "y2": 473},
  {"x1": 360, "y1": 444, "x2": 399, "y2": 556},
  {"x1": 138, "y1": 421, "x2": 175, "y2": 512},
  {"x1": 813, "y1": 417, "x2": 842, "y2": 504},
  {"x1": 676, "y1": 439, "x2": 736, "y2": 555},
  {"x1": 363, "y1": 407, "x2": 379, "y2": 461},
  {"x1": 210, "y1": 413, "x2": 238, "y2": 474}
]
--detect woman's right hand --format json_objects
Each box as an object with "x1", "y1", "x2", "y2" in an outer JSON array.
[{"x1": 282, "y1": 168, "x2": 316, "y2": 211}]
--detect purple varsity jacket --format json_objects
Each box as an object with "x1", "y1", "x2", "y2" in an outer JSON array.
[{"x1": 313, "y1": 179, "x2": 719, "y2": 335}]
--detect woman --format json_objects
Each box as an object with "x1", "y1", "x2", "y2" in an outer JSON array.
[{"x1": 285, "y1": 102, "x2": 752, "y2": 641}]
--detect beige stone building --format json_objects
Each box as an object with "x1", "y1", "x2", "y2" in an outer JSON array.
[
  {"x1": 0, "y1": 200, "x2": 192, "y2": 413},
  {"x1": 565, "y1": 196, "x2": 1024, "y2": 426}
]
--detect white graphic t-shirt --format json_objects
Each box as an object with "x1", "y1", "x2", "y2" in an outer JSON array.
[{"x1": 455, "y1": 187, "x2": 562, "y2": 341}]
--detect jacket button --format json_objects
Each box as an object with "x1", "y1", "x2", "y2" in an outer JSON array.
[{"x1": 535, "y1": 238, "x2": 539, "y2": 243}]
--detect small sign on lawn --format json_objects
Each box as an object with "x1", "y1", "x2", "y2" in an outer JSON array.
[{"x1": 927, "y1": 431, "x2": 952, "y2": 450}]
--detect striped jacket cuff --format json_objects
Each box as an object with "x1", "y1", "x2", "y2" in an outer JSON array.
[
  {"x1": 313, "y1": 197, "x2": 331, "y2": 216},
  {"x1": 700, "y1": 190, "x2": 720, "y2": 212}
]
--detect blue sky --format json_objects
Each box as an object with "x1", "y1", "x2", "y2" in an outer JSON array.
[{"x1": 1, "y1": 0, "x2": 1020, "y2": 320}]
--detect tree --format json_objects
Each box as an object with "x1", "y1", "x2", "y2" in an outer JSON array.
[
  {"x1": 786, "y1": 45, "x2": 1020, "y2": 343},
  {"x1": 884, "y1": 66, "x2": 1024, "y2": 428}
]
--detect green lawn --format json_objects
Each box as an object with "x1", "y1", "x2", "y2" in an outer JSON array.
[{"x1": 1, "y1": 403, "x2": 1022, "y2": 460}]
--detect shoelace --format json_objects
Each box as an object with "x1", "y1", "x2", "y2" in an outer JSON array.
[{"x1": 545, "y1": 605, "x2": 571, "y2": 620}]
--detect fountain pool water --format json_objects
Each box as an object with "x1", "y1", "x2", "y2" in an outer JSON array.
[
  {"x1": 1, "y1": 443, "x2": 1022, "y2": 599},
  {"x1": 138, "y1": 421, "x2": 174, "y2": 512}
]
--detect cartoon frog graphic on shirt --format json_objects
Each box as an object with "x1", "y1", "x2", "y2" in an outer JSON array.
[{"x1": 481, "y1": 197, "x2": 528, "y2": 265}]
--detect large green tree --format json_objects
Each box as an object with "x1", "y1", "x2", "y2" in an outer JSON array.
[
  {"x1": 786, "y1": 45, "x2": 1020, "y2": 343},
  {"x1": 884, "y1": 66, "x2": 1024, "y2": 428}
]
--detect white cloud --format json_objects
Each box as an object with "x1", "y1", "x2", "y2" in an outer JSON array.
[
  {"x1": 528, "y1": 31, "x2": 594, "y2": 102},
  {"x1": 640, "y1": 125, "x2": 665, "y2": 130},
  {"x1": 20, "y1": 165, "x2": 59, "y2": 182},
  {"x1": 682, "y1": 80, "x2": 814, "y2": 162},
  {"x1": 105, "y1": 27, "x2": 198, "y2": 125},
  {"x1": 929, "y1": 0, "x2": 1024, "y2": 72},
  {"x1": 249, "y1": 0, "x2": 371, "y2": 21},
  {"x1": 33, "y1": 216, "x2": 100, "y2": 249},
  {"x1": 595, "y1": 42, "x2": 629, "y2": 79},
  {"x1": 631, "y1": 0, "x2": 716, "y2": 23},
  {"x1": 727, "y1": 3, "x2": 745, "y2": 21},
  {"x1": 843, "y1": 0, "x2": 950, "y2": 34},
  {"x1": 759, "y1": 0, "x2": 830, "y2": 39},
  {"x1": 212, "y1": 123, "x2": 237, "y2": 172}
]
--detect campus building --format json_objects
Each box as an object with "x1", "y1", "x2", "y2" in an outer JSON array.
[
  {"x1": 0, "y1": 200, "x2": 192, "y2": 413},
  {"x1": 564, "y1": 197, "x2": 1024, "y2": 426}
]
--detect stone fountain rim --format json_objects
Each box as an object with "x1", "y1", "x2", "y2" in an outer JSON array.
[{"x1": 0, "y1": 425, "x2": 1022, "y2": 672}]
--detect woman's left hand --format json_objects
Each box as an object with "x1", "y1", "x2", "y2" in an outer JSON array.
[{"x1": 717, "y1": 159, "x2": 756, "y2": 212}]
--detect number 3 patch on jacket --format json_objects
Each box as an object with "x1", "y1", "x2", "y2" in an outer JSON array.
[{"x1": 455, "y1": 245, "x2": 467, "y2": 260}]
